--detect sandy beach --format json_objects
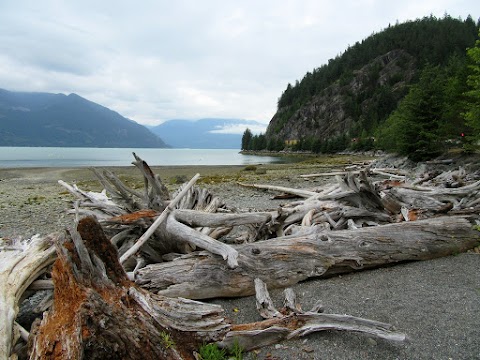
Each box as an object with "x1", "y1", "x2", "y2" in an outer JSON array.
[{"x1": 1, "y1": 156, "x2": 479, "y2": 359}]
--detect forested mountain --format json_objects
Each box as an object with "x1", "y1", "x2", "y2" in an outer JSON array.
[
  {"x1": 150, "y1": 118, "x2": 266, "y2": 149},
  {"x1": 244, "y1": 15, "x2": 480, "y2": 160},
  {"x1": 0, "y1": 89, "x2": 168, "y2": 148}
]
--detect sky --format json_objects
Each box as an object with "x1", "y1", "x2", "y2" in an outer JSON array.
[{"x1": 0, "y1": 1, "x2": 479, "y2": 132}]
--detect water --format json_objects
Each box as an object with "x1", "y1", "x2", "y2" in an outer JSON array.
[{"x1": 0, "y1": 147, "x2": 286, "y2": 168}]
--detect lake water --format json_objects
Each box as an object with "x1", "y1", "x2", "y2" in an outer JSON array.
[{"x1": 0, "y1": 147, "x2": 286, "y2": 168}]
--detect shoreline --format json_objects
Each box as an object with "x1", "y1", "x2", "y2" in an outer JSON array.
[{"x1": 0, "y1": 159, "x2": 349, "y2": 239}]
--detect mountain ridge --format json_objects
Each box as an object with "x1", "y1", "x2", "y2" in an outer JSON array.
[
  {"x1": 0, "y1": 89, "x2": 168, "y2": 148},
  {"x1": 150, "y1": 118, "x2": 266, "y2": 149}
]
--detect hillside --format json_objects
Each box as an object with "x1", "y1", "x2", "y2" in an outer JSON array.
[
  {"x1": 252, "y1": 15, "x2": 479, "y2": 153},
  {"x1": 0, "y1": 89, "x2": 168, "y2": 148},
  {"x1": 150, "y1": 118, "x2": 266, "y2": 149}
]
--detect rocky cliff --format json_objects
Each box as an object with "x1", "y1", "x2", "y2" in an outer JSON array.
[{"x1": 265, "y1": 49, "x2": 416, "y2": 144}]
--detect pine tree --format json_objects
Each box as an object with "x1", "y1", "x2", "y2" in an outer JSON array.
[
  {"x1": 463, "y1": 30, "x2": 480, "y2": 151},
  {"x1": 379, "y1": 64, "x2": 447, "y2": 161},
  {"x1": 241, "y1": 128, "x2": 253, "y2": 150}
]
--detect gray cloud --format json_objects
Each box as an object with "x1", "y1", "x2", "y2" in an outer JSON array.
[{"x1": 0, "y1": 0, "x2": 478, "y2": 125}]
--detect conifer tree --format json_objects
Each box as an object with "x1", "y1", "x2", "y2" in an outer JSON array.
[
  {"x1": 379, "y1": 64, "x2": 447, "y2": 161},
  {"x1": 241, "y1": 128, "x2": 253, "y2": 150},
  {"x1": 463, "y1": 30, "x2": 480, "y2": 151}
]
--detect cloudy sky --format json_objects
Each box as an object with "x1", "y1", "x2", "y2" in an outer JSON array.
[{"x1": 0, "y1": 1, "x2": 478, "y2": 129}]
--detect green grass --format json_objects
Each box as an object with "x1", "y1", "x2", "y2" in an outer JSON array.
[
  {"x1": 197, "y1": 341, "x2": 243, "y2": 360},
  {"x1": 159, "y1": 331, "x2": 175, "y2": 349}
]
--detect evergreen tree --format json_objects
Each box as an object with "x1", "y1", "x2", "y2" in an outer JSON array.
[
  {"x1": 378, "y1": 64, "x2": 448, "y2": 161},
  {"x1": 463, "y1": 30, "x2": 480, "y2": 150},
  {"x1": 241, "y1": 128, "x2": 253, "y2": 150}
]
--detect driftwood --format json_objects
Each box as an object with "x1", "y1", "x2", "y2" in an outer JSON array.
[
  {"x1": 2, "y1": 153, "x2": 480, "y2": 358},
  {"x1": 27, "y1": 217, "x2": 406, "y2": 359},
  {"x1": 221, "y1": 278, "x2": 406, "y2": 351},
  {"x1": 135, "y1": 216, "x2": 479, "y2": 299},
  {"x1": 0, "y1": 235, "x2": 56, "y2": 360},
  {"x1": 29, "y1": 217, "x2": 229, "y2": 360}
]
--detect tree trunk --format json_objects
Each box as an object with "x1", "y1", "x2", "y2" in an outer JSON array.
[
  {"x1": 29, "y1": 217, "x2": 229, "y2": 360},
  {"x1": 135, "y1": 216, "x2": 480, "y2": 299}
]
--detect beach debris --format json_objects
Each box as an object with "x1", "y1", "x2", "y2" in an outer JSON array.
[{"x1": 2, "y1": 153, "x2": 480, "y2": 359}]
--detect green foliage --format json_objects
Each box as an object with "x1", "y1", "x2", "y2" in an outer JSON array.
[
  {"x1": 159, "y1": 331, "x2": 175, "y2": 349},
  {"x1": 197, "y1": 341, "x2": 243, "y2": 360},
  {"x1": 241, "y1": 128, "x2": 253, "y2": 150},
  {"x1": 198, "y1": 343, "x2": 226, "y2": 360},
  {"x1": 277, "y1": 15, "x2": 477, "y2": 113},
  {"x1": 25, "y1": 195, "x2": 46, "y2": 205},
  {"x1": 269, "y1": 15, "x2": 478, "y2": 150},
  {"x1": 230, "y1": 341, "x2": 244, "y2": 359},
  {"x1": 376, "y1": 52, "x2": 475, "y2": 161},
  {"x1": 463, "y1": 29, "x2": 480, "y2": 151},
  {"x1": 377, "y1": 64, "x2": 449, "y2": 160}
]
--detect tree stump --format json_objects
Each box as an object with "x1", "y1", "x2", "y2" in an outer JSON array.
[{"x1": 29, "y1": 217, "x2": 229, "y2": 360}]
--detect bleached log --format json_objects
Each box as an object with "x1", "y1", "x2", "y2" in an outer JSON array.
[
  {"x1": 218, "y1": 278, "x2": 406, "y2": 351},
  {"x1": 300, "y1": 171, "x2": 361, "y2": 178},
  {"x1": 165, "y1": 215, "x2": 239, "y2": 269},
  {"x1": 238, "y1": 182, "x2": 318, "y2": 198},
  {"x1": 254, "y1": 278, "x2": 282, "y2": 319},
  {"x1": 371, "y1": 169, "x2": 406, "y2": 180},
  {"x1": 135, "y1": 216, "x2": 480, "y2": 299},
  {"x1": 0, "y1": 235, "x2": 56, "y2": 360}
]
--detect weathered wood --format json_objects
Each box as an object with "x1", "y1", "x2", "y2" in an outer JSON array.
[
  {"x1": 132, "y1": 152, "x2": 170, "y2": 210},
  {"x1": 300, "y1": 171, "x2": 361, "y2": 178},
  {"x1": 29, "y1": 217, "x2": 229, "y2": 360},
  {"x1": 135, "y1": 216, "x2": 480, "y2": 299},
  {"x1": 238, "y1": 181, "x2": 318, "y2": 198},
  {"x1": 24, "y1": 218, "x2": 406, "y2": 359},
  {"x1": 218, "y1": 278, "x2": 406, "y2": 352},
  {"x1": 119, "y1": 173, "x2": 201, "y2": 265},
  {"x1": 0, "y1": 235, "x2": 56, "y2": 360}
]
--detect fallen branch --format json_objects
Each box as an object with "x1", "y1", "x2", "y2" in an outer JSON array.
[{"x1": 219, "y1": 278, "x2": 406, "y2": 351}]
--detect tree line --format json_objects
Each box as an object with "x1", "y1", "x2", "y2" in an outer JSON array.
[{"x1": 242, "y1": 15, "x2": 480, "y2": 160}]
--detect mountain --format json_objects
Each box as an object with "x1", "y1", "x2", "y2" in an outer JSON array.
[
  {"x1": 150, "y1": 118, "x2": 266, "y2": 149},
  {"x1": 0, "y1": 89, "x2": 168, "y2": 148},
  {"x1": 254, "y1": 15, "x2": 479, "y2": 152}
]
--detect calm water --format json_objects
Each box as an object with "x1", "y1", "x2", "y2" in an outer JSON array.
[{"x1": 0, "y1": 147, "x2": 286, "y2": 168}]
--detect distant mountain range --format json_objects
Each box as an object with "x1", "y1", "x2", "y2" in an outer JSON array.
[
  {"x1": 149, "y1": 118, "x2": 267, "y2": 149},
  {"x1": 0, "y1": 89, "x2": 168, "y2": 148}
]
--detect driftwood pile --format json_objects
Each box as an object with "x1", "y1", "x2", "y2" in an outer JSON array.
[{"x1": 1, "y1": 153, "x2": 479, "y2": 359}]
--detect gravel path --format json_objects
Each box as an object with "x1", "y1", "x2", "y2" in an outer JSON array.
[{"x1": 1, "y1": 159, "x2": 479, "y2": 360}]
